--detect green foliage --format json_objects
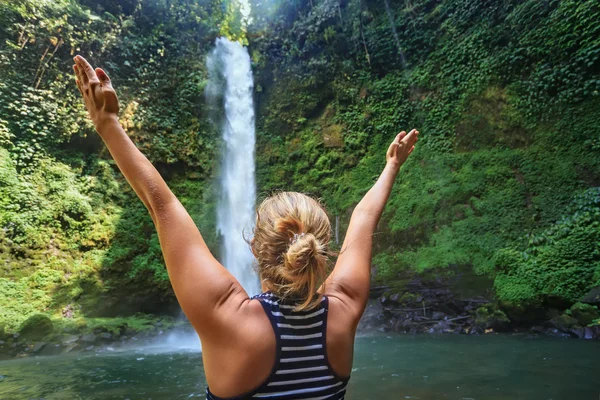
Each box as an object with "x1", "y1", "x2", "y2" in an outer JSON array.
[
  {"x1": 251, "y1": 0, "x2": 600, "y2": 312},
  {"x1": 52, "y1": 314, "x2": 180, "y2": 336},
  {"x1": 0, "y1": 0, "x2": 224, "y2": 324},
  {"x1": 1, "y1": 0, "x2": 599, "y2": 328},
  {"x1": 493, "y1": 188, "x2": 600, "y2": 305},
  {"x1": 567, "y1": 302, "x2": 600, "y2": 326}
]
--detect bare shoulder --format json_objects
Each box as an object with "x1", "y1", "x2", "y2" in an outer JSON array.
[
  {"x1": 201, "y1": 296, "x2": 276, "y2": 397},
  {"x1": 201, "y1": 293, "x2": 272, "y2": 343}
]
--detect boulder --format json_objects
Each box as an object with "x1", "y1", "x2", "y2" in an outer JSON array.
[
  {"x1": 499, "y1": 301, "x2": 546, "y2": 324},
  {"x1": 569, "y1": 303, "x2": 599, "y2": 326},
  {"x1": 61, "y1": 334, "x2": 80, "y2": 345},
  {"x1": 431, "y1": 311, "x2": 446, "y2": 320},
  {"x1": 474, "y1": 307, "x2": 511, "y2": 332},
  {"x1": 32, "y1": 342, "x2": 47, "y2": 353},
  {"x1": 98, "y1": 332, "x2": 113, "y2": 341},
  {"x1": 580, "y1": 287, "x2": 600, "y2": 306},
  {"x1": 80, "y1": 333, "x2": 97, "y2": 343},
  {"x1": 583, "y1": 327, "x2": 594, "y2": 340},
  {"x1": 18, "y1": 314, "x2": 53, "y2": 341},
  {"x1": 549, "y1": 314, "x2": 579, "y2": 333},
  {"x1": 569, "y1": 327, "x2": 585, "y2": 339}
]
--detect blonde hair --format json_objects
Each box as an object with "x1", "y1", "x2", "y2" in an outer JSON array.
[{"x1": 251, "y1": 192, "x2": 331, "y2": 311}]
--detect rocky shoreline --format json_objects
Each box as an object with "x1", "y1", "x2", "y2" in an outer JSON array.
[
  {"x1": 2, "y1": 274, "x2": 599, "y2": 361},
  {"x1": 358, "y1": 271, "x2": 600, "y2": 340},
  {"x1": 0, "y1": 315, "x2": 196, "y2": 361}
]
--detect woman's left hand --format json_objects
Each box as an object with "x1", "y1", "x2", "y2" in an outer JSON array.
[{"x1": 73, "y1": 55, "x2": 120, "y2": 132}]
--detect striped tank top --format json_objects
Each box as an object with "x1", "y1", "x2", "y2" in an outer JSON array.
[{"x1": 206, "y1": 291, "x2": 350, "y2": 400}]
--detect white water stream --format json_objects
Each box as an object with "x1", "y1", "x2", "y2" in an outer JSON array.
[
  {"x1": 207, "y1": 37, "x2": 260, "y2": 296},
  {"x1": 155, "y1": 38, "x2": 260, "y2": 350}
]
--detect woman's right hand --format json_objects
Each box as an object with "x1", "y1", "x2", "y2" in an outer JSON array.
[
  {"x1": 386, "y1": 129, "x2": 419, "y2": 172},
  {"x1": 73, "y1": 55, "x2": 120, "y2": 133}
]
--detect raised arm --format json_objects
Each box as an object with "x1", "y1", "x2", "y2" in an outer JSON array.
[
  {"x1": 323, "y1": 129, "x2": 419, "y2": 323},
  {"x1": 72, "y1": 56, "x2": 247, "y2": 338}
]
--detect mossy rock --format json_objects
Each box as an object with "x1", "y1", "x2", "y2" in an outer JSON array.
[
  {"x1": 549, "y1": 314, "x2": 579, "y2": 332},
  {"x1": 498, "y1": 300, "x2": 546, "y2": 324},
  {"x1": 569, "y1": 303, "x2": 599, "y2": 326},
  {"x1": 18, "y1": 314, "x2": 53, "y2": 341},
  {"x1": 581, "y1": 287, "x2": 600, "y2": 307},
  {"x1": 399, "y1": 292, "x2": 417, "y2": 305},
  {"x1": 474, "y1": 307, "x2": 511, "y2": 331}
]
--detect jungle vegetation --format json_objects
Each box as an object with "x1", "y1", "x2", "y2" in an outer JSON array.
[{"x1": 0, "y1": 0, "x2": 599, "y2": 332}]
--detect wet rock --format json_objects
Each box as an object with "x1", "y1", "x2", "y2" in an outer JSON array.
[
  {"x1": 61, "y1": 334, "x2": 80, "y2": 345},
  {"x1": 32, "y1": 342, "x2": 47, "y2": 353},
  {"x1": 379, "y1": 294, "x2": 388, "y2": 305},
  {"x1": 549, "y1": 315, "x2": 578, "y2": 333},
  {"x1": 63, "y1": 343, "x2": 79, "y2": 353},
  {"x1": 569, "y1": 327, "x2": 585, "y2": 339},
  {"x1": 569, "y1": 303, "x2": 599, "y2": 326},
  {"x1": 81, "y1": 333, "x2": 97, "y2": 343},
  {"x1": 474, "y1": 307, "x2": 511, "y2": 332},
  {"x1": 469, "y1": 326, "x2": 483, "y2": 335},
  {"x1": 530, "y1": 326, "x2": 544, "y2": 334},
  {"x1": 584, "y1": 327, "x2": 594, "y2": 340},
  {"x1": 434, "y1": 320, "x2": 453, "y2": 333},
  {"x1": 431, "y1": 311, "x2": 446, "y2": 320},
  {"x1": 580, "y1": 287, "x2": 600, "y2": 307},
  {"x1": 98, "y1": 332, "x2": 113, "y2": 341}
]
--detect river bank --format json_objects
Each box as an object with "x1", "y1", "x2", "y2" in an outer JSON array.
[
  {"x1": 2, "y1": 265, "x2": 599, "y2": 360},
  {"x1": 2, "y1": 294, "x2": 599, "y2": 361},
  {"x1": 361, "y1": 267, "x2": 600, "y2": 340},
  {"x1": 0, "y1": 314, "x2": 198, "y2": 361}
]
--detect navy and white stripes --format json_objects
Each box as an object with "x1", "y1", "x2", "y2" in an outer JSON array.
[{"x1": 206, "y1": 292, "x2": 349, "y2": 400}]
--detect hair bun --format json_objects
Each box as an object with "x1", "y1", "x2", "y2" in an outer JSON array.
[
  {"x1": 252, "y1": 192, "x2": 331, "y2": 310},
  {"x1": 274, "y1": 215, "x2": 304, "y2": 240},
  {"x1": 286, "y1": 233, "x2": 319, "y2": 271}
]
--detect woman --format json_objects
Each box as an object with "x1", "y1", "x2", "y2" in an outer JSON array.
[{"x1": 73, "y1": 55, "x2": 419, "y2": 399}]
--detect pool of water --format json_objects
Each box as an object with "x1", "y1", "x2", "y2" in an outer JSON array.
[{"x1": 0, "y1": 334, "x2": 598, "y2": 399}]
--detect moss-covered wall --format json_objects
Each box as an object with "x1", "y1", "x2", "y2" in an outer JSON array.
[{"x1": 248, "y1": 0, "x2": 600, "y2": 307}]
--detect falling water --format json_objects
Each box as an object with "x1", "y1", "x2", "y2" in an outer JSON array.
[
  {"x1": 383, "y1": 0, "x2": 408, "y2": 70},
  {"x1": 206, "y1": 38, "x2": 260, "y2": 296}
]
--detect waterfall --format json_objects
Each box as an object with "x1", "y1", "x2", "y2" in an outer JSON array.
[
  {"x1": 382, "y1": 0, "x2": 408, "y2": 70},
  {"x1": 206, "y1": 37, "x2": 260, "y2": 296}
]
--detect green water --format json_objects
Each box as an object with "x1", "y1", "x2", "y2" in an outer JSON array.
[{"x1": 0, "y1": 334, "x2": 598, "y2": 399}]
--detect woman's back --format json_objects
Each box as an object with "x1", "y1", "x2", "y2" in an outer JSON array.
[
  {"x1": 69, "y1": 64, "x2": 418, "y2": 399},
  {"x1": 205, "y1": 291, "x2": 351, "y2": 399}
]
